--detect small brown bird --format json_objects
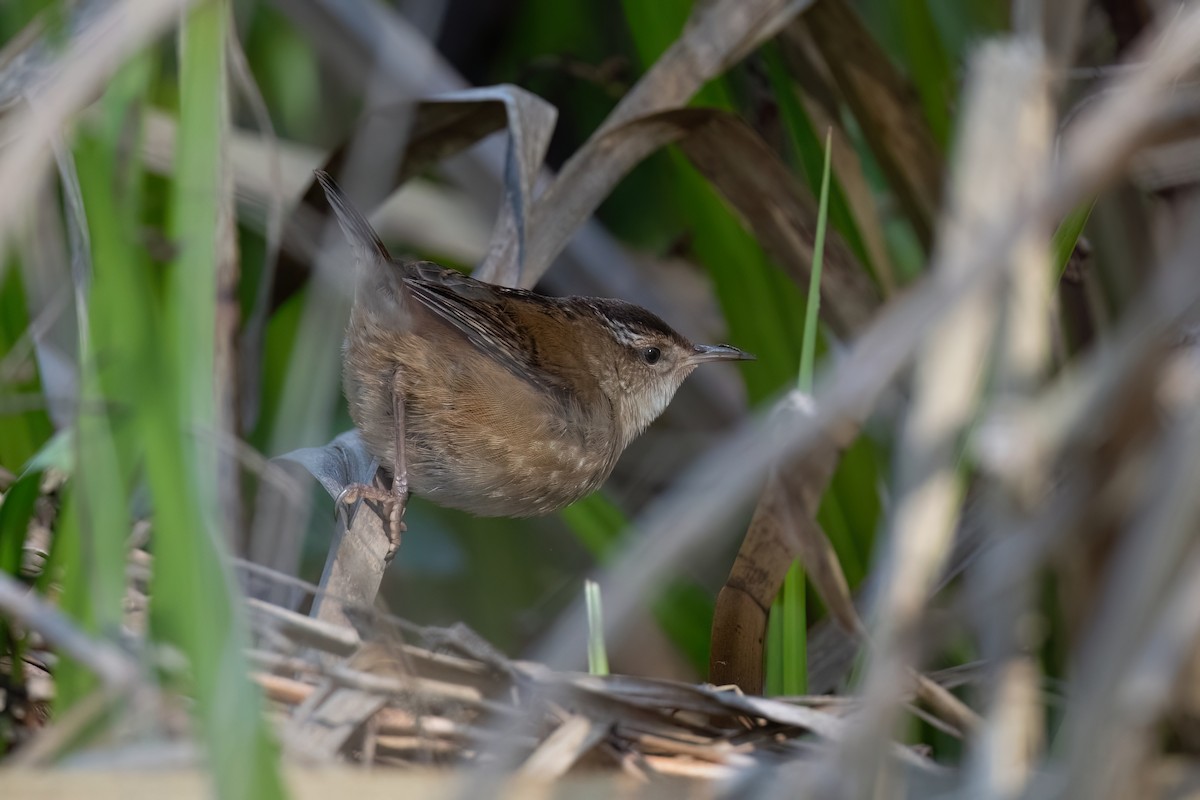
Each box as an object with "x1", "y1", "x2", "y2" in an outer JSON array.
[{"x1": 316, "y1": 170, "x2": 753, "y2": 559}]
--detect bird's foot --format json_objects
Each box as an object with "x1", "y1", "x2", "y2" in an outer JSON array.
[{"x1": 336, "y1": 482, "x2": 408, "y2": 562}]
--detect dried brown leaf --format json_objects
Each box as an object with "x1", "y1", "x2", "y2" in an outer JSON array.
[
  {"x1": 272, "y1": 84, "x2": 553, "y2": 306},
  {"x1": 423, "y1": 86, "x2": 556, "y2": 287},
  {"x1": 710, "y1": 399, "x2": 859, "y2": 693}
]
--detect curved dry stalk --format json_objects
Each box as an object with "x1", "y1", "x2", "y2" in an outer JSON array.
[
  {"x1": 458, "y1": 86, "x2": 557, "y2": 287},
  {"x1": 709, "y1": 400, "x2": 858, "y2": 694},
  {"x1": 268, "y1": 87, "x2": 549, "y2": 309},
  {"x1": 519, "y1": 0, "x2": 819, "y2": 284},
  {"x1": 523, "y1": 107, "x2": 880, "y2": 335}
]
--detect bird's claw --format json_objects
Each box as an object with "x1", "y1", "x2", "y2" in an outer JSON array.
[{"x1": 336, "y1": 482, "x2": 408, "y2": 564}]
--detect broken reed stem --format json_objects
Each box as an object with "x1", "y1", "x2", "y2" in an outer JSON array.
[
  {"x1": 965, "y1": 36, "x2": 1055, "y2": 800},
  {"x1": 825, "y1": 39, "x2": 1054, "y2": 795}
]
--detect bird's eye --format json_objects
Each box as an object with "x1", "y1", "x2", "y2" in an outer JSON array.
[{"x1": 641, "y1": 346, "x2": 662, "y2": 365}]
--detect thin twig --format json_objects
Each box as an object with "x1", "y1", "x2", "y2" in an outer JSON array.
[{"x1": 0, "y1": 571, "x2": 138, "y2": 690}]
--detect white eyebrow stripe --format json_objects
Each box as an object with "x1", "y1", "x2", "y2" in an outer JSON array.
[{"x1": 605, "y1": 318, "x2": 645, "y2": 346}]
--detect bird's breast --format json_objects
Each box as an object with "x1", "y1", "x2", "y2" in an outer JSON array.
[{"x1": 342, "y1": 320, "x2": 621, "y2": 517}]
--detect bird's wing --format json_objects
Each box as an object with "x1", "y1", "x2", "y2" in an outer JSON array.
[{"x1": 404, "y1": 266, "x2": 574, "y2": 398}]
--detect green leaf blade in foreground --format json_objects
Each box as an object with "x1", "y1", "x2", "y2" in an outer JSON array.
[
  {"x1": 151, "y1": 2, "x2": 284, "y2": 797},
  {"x1": 54, "y1": 55, "x2": 156, "y2": 714},
  {"x1": 585, "y1": 580, "x2": 610, "y2": 676},
  {"x1": 1052, "y1": 200, "x2": 1095, "y2": 279}
]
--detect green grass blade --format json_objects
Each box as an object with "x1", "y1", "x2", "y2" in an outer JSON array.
[
  {"x1": 585, "y1": 579, "x2": 609, "y2": 676},
  {"x1": 765, "y1": 593, "x2": 783, "y2": 695},
  {"x1": 168, "y1": 5, "x2": 224, "y2": 436},
  {"x1": 780, "y1": 562, "x2": 806, "y2": 695},
  {"x1": 0, "y1": 469, "x2": 41, "y2": 662},
  {"x1": 0, "y1": 471, "x2": 39, "y2": 580},
  {"x1": 562, "y1": 493, "x2": 713, "y2": 674},
  {"x1": 150, "y1": 3, "x2": 284, "y2": 797},
  {"x1": 771, "y1": 129, "x2": 834, "y2": 697},
  {"x1": 54, "y1": 54, "x2": 154, "y2": 714},
  {"x1": 1052, "y1": 200, "x2": 1095, "y2": 279},
  {"x1": 798, "y1": 130, "x2": 833, "y2": 394}
]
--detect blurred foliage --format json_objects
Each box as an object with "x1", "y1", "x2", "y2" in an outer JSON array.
[
  {"x1": 0, "y1": 0, "x2": 1114, "y2": 785},
  {"x1": 0, "y1": 0, "x2": 1009, "y2": 673}
]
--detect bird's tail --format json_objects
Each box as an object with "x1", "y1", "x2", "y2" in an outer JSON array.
[{"x1": 314, "y1": 170, "x2": 392, "y2": 267}]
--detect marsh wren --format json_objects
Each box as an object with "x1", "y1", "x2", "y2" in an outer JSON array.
[{"x1": 316, "y1": 170, "x2": 753, "y2": 560}]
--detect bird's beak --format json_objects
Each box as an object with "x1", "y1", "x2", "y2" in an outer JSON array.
[{"x1": 690, "y1": 343, "x2": 756, "y2": 363}]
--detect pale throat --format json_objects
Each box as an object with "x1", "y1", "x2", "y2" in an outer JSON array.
[{"x1": 609, "y1": 370, "x2": 690, "y2": 448}]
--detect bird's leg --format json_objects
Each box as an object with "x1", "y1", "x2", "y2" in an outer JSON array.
[
  {"x1": 335, "y1": 368, "x2": 409, "y2": 562},
  {"x1": 386, "y1": 366, "x2": 410, "y2": 559},
  {"x1": 335, "y1": 477, "x2": 407, "y2": 563}
]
